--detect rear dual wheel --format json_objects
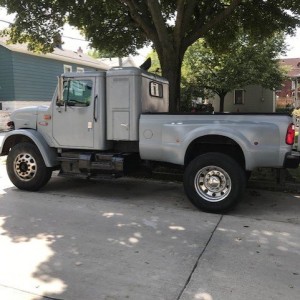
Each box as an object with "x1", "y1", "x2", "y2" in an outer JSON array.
[{"x1": 184, "y1": 153, "x2": 246, "y2": 213}]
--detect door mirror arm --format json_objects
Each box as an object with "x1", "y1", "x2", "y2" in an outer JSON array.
[
  {"x1": 64, "y1": 79, "x2": 71, "y2": 112},
  {"x1": 57, "y1": 76, "x2": 63, "y2": 101}
]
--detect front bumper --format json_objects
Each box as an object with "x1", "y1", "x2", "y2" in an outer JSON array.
[{"x1": 284, "y1": 151, "x2": 300, "y2": 169}]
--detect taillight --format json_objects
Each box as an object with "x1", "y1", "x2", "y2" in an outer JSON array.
[{"x1": 286, "y1": 123, "x2": 295, "y2": 145}]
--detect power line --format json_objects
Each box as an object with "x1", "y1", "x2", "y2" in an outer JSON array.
[
  {"x1": 63, "y1": 35, "x2": 88, "y2": 42},
  {"x1": 0, "y1": 19, "x2": 12, "y2": 24}
]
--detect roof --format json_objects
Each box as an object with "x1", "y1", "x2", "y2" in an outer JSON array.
[
  {"x1": 98, "y1": 56, "x2": 138, "y2": 68},
  {"x1": 0, "y1": 37, "x2": 109, "y2": 70},
  {"x1": 280, "y1": 58, "x2": 300, "y2": 78}
]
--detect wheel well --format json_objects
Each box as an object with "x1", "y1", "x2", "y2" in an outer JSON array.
[
  {"x1": 184, "y1": 135, "x2": 245, "y2": 168},
  {"x1": 1, "y1": 135, "x2": 34, "y2": 155}
]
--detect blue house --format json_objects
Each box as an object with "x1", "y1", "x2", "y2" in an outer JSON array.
[{"x1": 0, "y1": 37, "x2": 109, "y2": 112}]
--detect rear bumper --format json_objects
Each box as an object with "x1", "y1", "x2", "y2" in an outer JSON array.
[{"x1": 284, "y1": 151, "x2": 300, "y2": 169}]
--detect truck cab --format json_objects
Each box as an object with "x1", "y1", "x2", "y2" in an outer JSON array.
[{"x1": 46, "y1": 68, "x2": 168, "y2": 150}]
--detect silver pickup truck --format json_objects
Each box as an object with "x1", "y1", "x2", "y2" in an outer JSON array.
[{"x1": 1, "y1": 67, "x2": 299, "y2": 213}]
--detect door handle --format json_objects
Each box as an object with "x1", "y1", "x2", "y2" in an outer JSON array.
[
  {"x1": 93, "y1": 95, "x2": 98, "y2": 122},
  {"x1": 121, "y1": 123, "x2": 129, "y2": 130}
]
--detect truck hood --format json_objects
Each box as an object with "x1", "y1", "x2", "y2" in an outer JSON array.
[{"x1": 11, "y1": 106, "x2": 40, "y2": 130}]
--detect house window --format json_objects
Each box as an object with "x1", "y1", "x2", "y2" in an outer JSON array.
[
  {"x1": 234, "y1": 89, "x2": 244, "y2": 105},
  {"x1": 77, "y1": 67, "x2": 84, "y2": 73},
  {"x1": 64, "y1": 65, "x2": 72, "y2": 73}
]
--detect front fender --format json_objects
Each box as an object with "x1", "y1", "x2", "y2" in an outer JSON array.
[{"x1": 0, "y1": 129, "x2": 58, "y2": 167}]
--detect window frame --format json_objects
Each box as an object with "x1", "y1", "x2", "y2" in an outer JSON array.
[
  {"x1": 234, "y1": 89, "x2": 245, "y2": 105},
  {"x1": 149, "y1": 81, "x2": 163, "y2": 98},
  {"x1": 64, "y1": 65, "x2": 72, "y2": 73}
]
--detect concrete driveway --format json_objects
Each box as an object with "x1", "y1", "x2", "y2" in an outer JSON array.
[{"x1": 0, "y1": 152, "x2": 300, "y2": 300}]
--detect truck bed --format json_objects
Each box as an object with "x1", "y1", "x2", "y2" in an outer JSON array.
[{"x1": 139, "y1": 112, "x2": 294, "y2": 170}]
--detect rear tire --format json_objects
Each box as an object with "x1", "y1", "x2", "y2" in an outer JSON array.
[
  {"x1": 183, "y1": 152, "x2": 246, "y2": 213},
  {"x1": 7, "y1": 142, "x2": 52, "y2": 191}
]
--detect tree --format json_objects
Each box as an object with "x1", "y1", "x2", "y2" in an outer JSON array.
[
  {"x1": 1, "y1": 1, "x2": 300, "y2": 111},
  {"x1": 147, "y1": 50, "x2": 162, "y2": 75},
  {"x1": 88, "y1": 49, "x2": 115, "y2": 59},
  {"x1": 183, "y1": 33, "x2": 288, "y2": 112}
]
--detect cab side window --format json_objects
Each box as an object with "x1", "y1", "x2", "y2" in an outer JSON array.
[{"x1": 58, "y1": 79, "x2": 93, "y2": 107}]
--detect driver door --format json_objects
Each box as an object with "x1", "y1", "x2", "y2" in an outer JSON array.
[{"x1": 52, "y1": 77, "x2": 95, "y2": 148}]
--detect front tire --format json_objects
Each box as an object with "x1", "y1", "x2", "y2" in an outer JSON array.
[
  {"x1": 183, "y1": 153, "x2": 246, "y2": 213},
  {"x1": 7, "y1": 142, "x2": 52, "y2": 191}
]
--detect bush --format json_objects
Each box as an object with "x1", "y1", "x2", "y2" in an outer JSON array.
[
  {"x1": 276, "y1": 107, "x2": 293, "y2": 114},
  {"x1": 292, "y1": 108, "x2": 300, "y2": 118}
]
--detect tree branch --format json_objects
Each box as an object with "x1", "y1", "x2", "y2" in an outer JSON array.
[
  {"x1": 119, "y1": 0, "x2": 156, "y2": 40},
  {"x1": 174, "y1": 0, "x2": 185, "y2": 48},
  {"x1": 181, "y1": 0, "x2": 198, "y2": 33},
  {"x1": 200, "y1": 85, "x2": 229, "y2": 96},
  {"x1": 184, "y1": 0, "x2": 242, "y2": 48},
  {"x1": 146, "y1": 0, "x2": 173, "y2": 51}
]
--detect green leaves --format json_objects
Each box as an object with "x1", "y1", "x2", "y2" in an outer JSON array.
[
  {"x1": 2, "y1": 1, "x2": 299, "y2": 55},
  {"x1": 183, "y1": 32, "x2": 288, "y2": 111},
  {"x1": 0, "y1": 0, "x2": 66, "y2": 52},
  {"x1": 0, "y1": 0, "x2": 299, "y2": 111}
]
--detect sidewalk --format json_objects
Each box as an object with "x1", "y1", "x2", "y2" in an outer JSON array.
[
  {"x1": 0, "y1": 111, "x2": 10, "y2": 132},
  {"x1": 0, "y1": 164, "x2": 299, "y2": 300}
]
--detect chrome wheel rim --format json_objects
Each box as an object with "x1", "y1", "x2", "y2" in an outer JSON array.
[
  {"x1": 14, "y1": 153, "x2": 37, "y2": 181},
  {"x1": 194, "y1": 166, "x2": 231, "y2": 202}
]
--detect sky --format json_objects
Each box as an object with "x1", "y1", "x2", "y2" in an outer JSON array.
[
  {"x1": 1, "y1": 7, "x2": 300, "y2": 59},
  {"x1": 283, "y1": 30, "x2": 300, "y2": 58}
]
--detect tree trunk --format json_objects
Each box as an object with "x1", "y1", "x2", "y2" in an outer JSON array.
[
  {"x1": 157, "y1": 49, "x2": 184, "y2": 112},
  {"x1": 219, "y1": 94, "x2": 226, "y2": 112},
  {"x1": 163, "y1": 65, "x2": 182, "y2": 112}
]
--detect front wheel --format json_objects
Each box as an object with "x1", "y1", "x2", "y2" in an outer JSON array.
[
  {"x1": 7, "y1": 142, "x2": 52, "y2": 191},
  {"x1": 183, "y1": 153, "x2": 246, "y2": 213}
]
